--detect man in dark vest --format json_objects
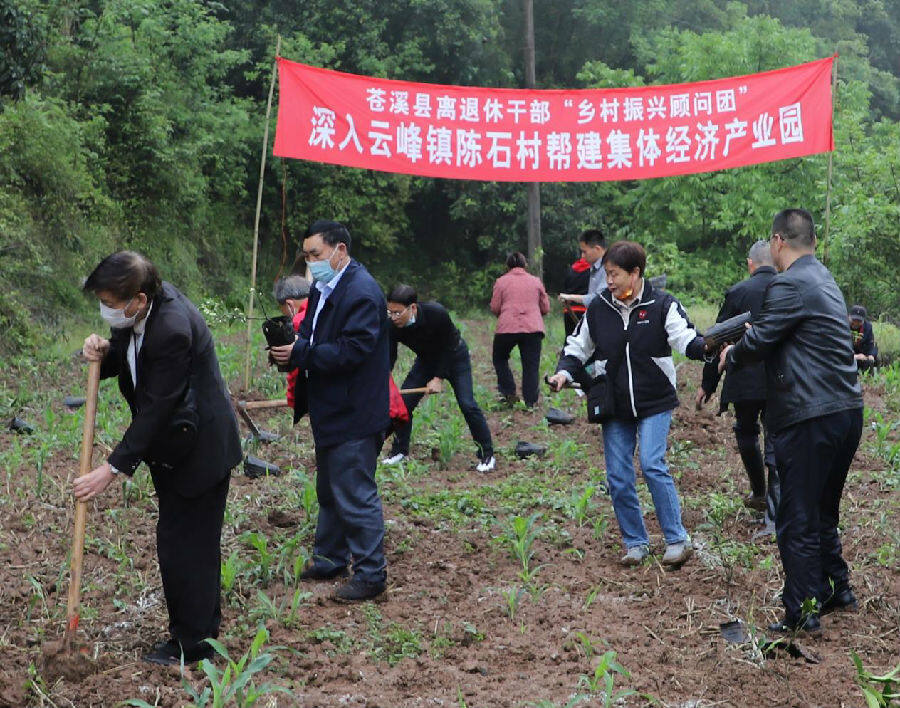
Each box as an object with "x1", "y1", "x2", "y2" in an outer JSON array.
[
  {"x1": 698, "y1": 240, "x2": 779, "y2": 527},
  {"x1": 720, "y1": 209, "x2": 863, "y2": 635}
]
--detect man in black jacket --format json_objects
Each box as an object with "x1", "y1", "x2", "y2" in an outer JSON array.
[
  {"x1": 271, "y1": 220, "x2": 390, "y2": 603},
  {"x1": 721, "y1": 209, "x2": 864, "y2": 634},
  {"x1": 698, "y1": 241, "x2": 779, "y2": 522},
  {"x1": 849, "y1": 304, "x2": 878, "y2": 370},
  {"x1": 382, "y1": 285, "x2": 495, "y2": 473},
  {"x1": 77, "y1": 251, "x2": 241, "y2": 665}
]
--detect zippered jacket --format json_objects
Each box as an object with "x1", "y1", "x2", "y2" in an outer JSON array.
[
  {"x1": 556, "y1": 281, "x2": 707, "y2": 419},
  {"x1": 726, "y1": 254, "x2": 862, "y2": 432}
]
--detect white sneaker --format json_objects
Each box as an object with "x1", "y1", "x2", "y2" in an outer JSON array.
[
  {"x1": 475, "y1": 455, "x2": 496, "y2": 473},
  {"x1": 381, "y1": 453, "x2": 406, "y2": 465}
]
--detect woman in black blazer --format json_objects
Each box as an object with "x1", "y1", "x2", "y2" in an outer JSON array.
[{"x1": 75, "y1": 251, "x2": 241, "y2": 666}]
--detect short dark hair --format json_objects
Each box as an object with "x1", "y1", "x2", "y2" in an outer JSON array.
[
  {"x1": 771, "y1": 209, "x2": 816, "y2": 248},
  {"x1": 83, "y1": 251, "x2": 161, "y2": 301},
  {"x1": 506, "y1": 252, "x2": 528, "y2": 270},
  {"x1": 305, "y1": 219, "x2": 351, "y2": 250},
  {"x1": 603, "y1": 240, "x2": 646, "y2": 276},
  {"x1": 579, "y1": 229, "x2": 607, "y2": 249},
  {"x1": 387, "y1": 284, "x2": 418, "y2": 306}
]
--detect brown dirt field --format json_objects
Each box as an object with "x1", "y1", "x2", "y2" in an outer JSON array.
[{"x1": 0, "y1": 319, "x2": 897, "y2": 707}]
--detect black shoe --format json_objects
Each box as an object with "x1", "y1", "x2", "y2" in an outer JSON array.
[
  {"x1": 151, "y1": 638, "x2": 179, "y2": 654},
  {"x1": 515, "y1": 441, "x2": 547, "y2": 459},
  {"x1": 143, "y1": 645, "x2": 180, "y2": 666},
  {"x1": 333, "y1": 576, "x2": 386, "y2": 603},
  {"x1": 143, "y1": 639, "x2": 214, "y2": 666},
  {"x1": 299, "y1": 565, "x2": 350, "y2": 581},
  {"x1": 767, "y1": 614, "x2": 821, "y2": 636},
  {"x1": 545, "y1": 407, "x2": 575, "y2": 425},
  {"x1": 821, "y1": 589, "x2": 858, "y2": 615}
]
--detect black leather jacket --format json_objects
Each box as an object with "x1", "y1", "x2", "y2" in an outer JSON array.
[{"x1": 727, "y1": 254, "x2": 862, "y2": 432}]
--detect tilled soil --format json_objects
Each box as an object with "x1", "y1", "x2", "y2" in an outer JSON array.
[{"x1": 0, "y1": 322, "x2": 897, "y2": 708}]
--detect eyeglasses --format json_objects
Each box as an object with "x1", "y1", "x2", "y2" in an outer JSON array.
[{"x1": 387, "y1": 306, "x2": 410, "y2": 319}]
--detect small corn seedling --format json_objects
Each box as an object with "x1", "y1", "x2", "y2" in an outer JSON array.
[
  {"x1": 507, "y1": 513, "x2": 543, "y2": 585},
  {"x1": 220, "y1": 550, "x2": 243, "y2": 596},
  {"x1": 502, "y1": 584, "x2": 525, "y2": 620},
  {"x1": 577, "y1": 650, "x2": 638, "y2": 707},
  {"x1": 569, "y1": 484, "x2": 594, "y2": 526},
  {"x1": 123, "y1": 626, "x2": 288, "y2": 708},
  {"x1": 242, "y1": 532, "x2": 274, "y2": 586},
  {"x1": 851, "y1": 652, "x2": 900, "y2": 707}
]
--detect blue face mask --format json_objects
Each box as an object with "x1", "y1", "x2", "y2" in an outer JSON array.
[{"x1": 309, "y1": 248, "x2": 340, "y2": 283}]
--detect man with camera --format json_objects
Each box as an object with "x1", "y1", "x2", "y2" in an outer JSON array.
[
  {"x1": 720, "y1": 209, "x2": 864, "y2": 634},
  {"x1": 270, "y1": 220, "x2": 390, "y2": 603}
]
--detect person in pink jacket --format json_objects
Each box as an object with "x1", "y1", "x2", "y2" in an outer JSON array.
[{"x1": 490, "y1": 252, "x2": 550, "y2": 408}]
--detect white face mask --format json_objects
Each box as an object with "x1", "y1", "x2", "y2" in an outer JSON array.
[{"x1": 99, "y1": 297, "x2": 137, "y2": 329}]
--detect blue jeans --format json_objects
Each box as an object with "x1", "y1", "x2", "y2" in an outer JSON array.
[
  {"x1": 313, "y1": 434, "x2": 387, "y2": 584},
  {"x1": 602, "y1": 410, "x2": 688, "y2": 548}
]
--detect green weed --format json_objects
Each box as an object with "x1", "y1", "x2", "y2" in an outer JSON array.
[{"x1": 851, "y1": 652, "x2": 900, "y2": 707}]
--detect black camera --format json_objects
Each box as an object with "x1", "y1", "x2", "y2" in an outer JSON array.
[{"x1": 263, "y1": 316, "x2": 296, "y2": 372}]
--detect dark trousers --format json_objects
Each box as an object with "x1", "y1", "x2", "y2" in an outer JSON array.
[
  {"x1": 153, "y1": 472, "x2": 229, "y2": 652},
  {"x1": 313, "y1": 433, "x2": 386, "y2": 584},
  {"x1": 733, "y1": 400, "x2": 780, "y2": 519},
  {"x1": 771, "y1": 408, "x2": 862, "y2": 621},
  {"x1": 391, "y1": 342, "x2": 493, "y2": 459},
  {"x1": 492, "y1": 332, "x2": 543, "y2": 407}
]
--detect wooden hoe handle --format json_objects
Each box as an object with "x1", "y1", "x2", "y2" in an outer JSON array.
[{"x1": 64, "y1": 359, "x2": 101, "y2": 647}]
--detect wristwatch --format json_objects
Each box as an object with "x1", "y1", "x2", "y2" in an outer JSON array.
[{"x1": 109, "y1": 463, "x2": 121, "y2": 475}]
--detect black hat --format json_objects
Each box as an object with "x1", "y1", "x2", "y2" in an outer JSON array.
[{"x1": 849, "y1": 305, "x2": 867, "y2": 322}]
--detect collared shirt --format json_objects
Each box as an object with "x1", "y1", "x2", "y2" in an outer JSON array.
[
  {"x1": 581, "y1": 261, "x2": 606, "y2": 307},
  {"x1": 310, "y1": 260, "x2": 350, "y2": 345},
  {"x1": 127, "y1": 302, "x2": 153, "y2": 387},
  {"x1": 610, "y1": 279, "x2": 645, "y2": 326}
]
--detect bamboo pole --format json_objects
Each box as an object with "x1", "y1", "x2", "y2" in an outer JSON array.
[
  {"x1": 64, "y1": 360, "x2": 101, "y2": 649},
  {"x1": 822, "y1": 54, "x2": 838, "y2": 266},
  {"x1": 243, "y1": 35, "x2": 282, "y2": 391}
]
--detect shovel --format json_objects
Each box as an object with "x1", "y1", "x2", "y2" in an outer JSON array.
[{"x1": 63, "y1": 359, "x2": 101, "y2": 651}]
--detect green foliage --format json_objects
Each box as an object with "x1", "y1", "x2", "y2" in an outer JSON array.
[
  {"x1": 850, "y1": 652, "x2": 900, "y2": 708},
  {"x1": 121, "y1": 627, "x2": 287, "y2": 708},
  {"x1": 0, "y1": 0, "x2": 44, "y2": 98},
  {"x1": 577, "y1": 649, "x2": 639, "y2": 707},
  {"x1": 4, "y1": 0, "x2": 900, "y2": 352}
]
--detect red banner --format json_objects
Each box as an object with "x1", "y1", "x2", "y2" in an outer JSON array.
[{"x1": 274, "y1": 56, "x2": 834, "y2": 182}]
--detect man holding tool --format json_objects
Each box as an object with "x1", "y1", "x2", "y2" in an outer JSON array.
[{"x1": 382, "y1": 284, "x2": 495, "y2": 473}]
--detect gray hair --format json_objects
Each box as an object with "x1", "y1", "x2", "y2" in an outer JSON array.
[
  {"x1": 273, "y1": 275, "x2": 310, "y2": 303},
  {"x1": 748, "y1": 240, "x2": 773, "y2": 266}
]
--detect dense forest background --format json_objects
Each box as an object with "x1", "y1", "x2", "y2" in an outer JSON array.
[{"x1": 1, "y1": 0, "x2": 898, "y2": 352}]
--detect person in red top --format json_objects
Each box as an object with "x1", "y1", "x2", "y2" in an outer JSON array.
[
  {"x1": 274, "y1": 275, "x2": 310, "y2": 407},
  {"x1": 490, "y1": 252, "x2": 550, "y2": 408},
  {"x1": 561, "y1": 256, "x2": 591, "y2": 338}
]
